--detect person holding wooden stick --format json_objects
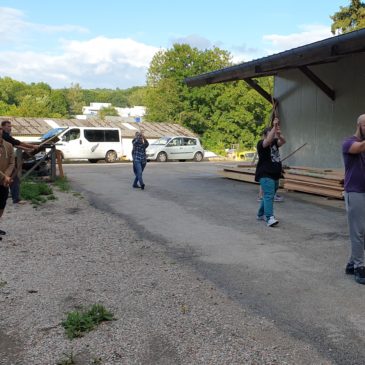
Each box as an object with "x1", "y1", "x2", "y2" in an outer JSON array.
[
  {"x1": 0, "y1": 126, "x2": 15, "y2": 239},
  {"x1": 132, "y1": 131, "x2": 149, "y2": 190},
  {"x1": 255, "y1": 118, "x2": 286, "y2": 227},
  {"x1": 342, "y1": 114, "x2": 365, "y2": 284}
]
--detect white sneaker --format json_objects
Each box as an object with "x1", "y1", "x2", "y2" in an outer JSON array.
[
  {"x1": 274, "y1": 194, "x2": 284, "y2": 202},
  {"x1": 267, "y1": 216, "x2": 279, "y2": 227}
]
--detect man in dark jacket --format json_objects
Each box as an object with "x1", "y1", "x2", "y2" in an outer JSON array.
[{"x1": 255, "y1": 118, "x2": 286, "y2": 227}]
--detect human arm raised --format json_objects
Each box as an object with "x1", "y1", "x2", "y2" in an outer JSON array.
[{"x1": 263, "y1": 118, "x2": 279, "y2": 148}]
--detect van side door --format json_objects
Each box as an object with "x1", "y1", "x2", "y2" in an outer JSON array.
[{"x1": 58, "y1": 128, "x2": 83, "y2": 159}]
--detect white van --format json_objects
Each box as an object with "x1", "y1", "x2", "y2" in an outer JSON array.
[{"x1": 41, "y1": 127, "x2": 123, "y2": 163}]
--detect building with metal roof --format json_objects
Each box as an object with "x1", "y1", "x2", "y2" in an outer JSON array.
[{"x1": 186, "y1": 28, "x2": 365, "y2": 168}]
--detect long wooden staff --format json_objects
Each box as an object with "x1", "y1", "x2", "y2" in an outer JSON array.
[{"x1": 281, "y1": 142, "x2": 308, "y2": 163}]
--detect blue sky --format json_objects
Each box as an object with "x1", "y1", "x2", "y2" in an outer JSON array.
[{"x1": 0, "y1": 0, "x2": 347, "y2": 89}]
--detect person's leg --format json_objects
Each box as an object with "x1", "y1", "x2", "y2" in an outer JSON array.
[
  {"x1": 140, "y1": 161, "x2": 146, "y2": 189},
  {"x1": 260, "y1": 178, "x2": 276, "y2": 220},
  {"x1": 132, "y1": 161, "x2": 139, "y2": 187},
  {"x1": 345, "y1": 192, "x2": 365, "y2": 269},
  {"x1": 134, "y1": 161, "x2": 144, "y2": 187},
  {"x1": 10, "y1": 175, "x2": 20, "y2": 203},
  {"x1": 257, "y1": 181, "x2": 265, "y2": 218},
  {"x1": 0, "y1": 186, "x2": 9, "y2": 237}
]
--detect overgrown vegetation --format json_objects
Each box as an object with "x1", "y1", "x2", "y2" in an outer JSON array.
[
  {"x1": 20, "y1": 179, "x2": 56, "y2": 205},
  {"x1": 62, "y1": 304, "x2": 114, "y2": 339},
  {"x1": 54, "y1": 176, "x2": 71, "y2": 192}
]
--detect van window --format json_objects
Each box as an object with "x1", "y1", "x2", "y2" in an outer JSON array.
[
  {"x1": 83, "y1": 129, "x2": 120, "y2": 142},
  {"x1": 63, "y1": 128, "x2": 80, "y2": 142},
  {"x1": 105, "y1": 130, "x2": 120, "y2": 142}
]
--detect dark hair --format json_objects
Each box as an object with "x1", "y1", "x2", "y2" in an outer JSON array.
[{"x1": 1, "y1": 120, "x2": 11, "y2": 127}]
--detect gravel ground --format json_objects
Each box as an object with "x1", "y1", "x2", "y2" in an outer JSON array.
[{"x1": 0, "y1": 190, "x2": 332, "y2": 365}]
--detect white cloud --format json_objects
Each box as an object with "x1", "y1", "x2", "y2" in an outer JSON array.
[
  {"x1": 0, "y1": 37, "x2": 161, "y2": 88},
  {"x1": 170, "y1": 34, "x2": 213, "y2": 49},
  {"x1": 230, "y1": 24, "x2": 334, "y2": 65},
  {"x1": 0, "y1": 7, "x2": 87, "y2": 44},
  {"x1": 263, "y1": 24, "x2": 333, "y2": 54}
]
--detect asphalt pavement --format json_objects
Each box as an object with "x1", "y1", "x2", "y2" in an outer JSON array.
[{"x1": 64, "y1": 161, "x2": 364, "y2": 365}]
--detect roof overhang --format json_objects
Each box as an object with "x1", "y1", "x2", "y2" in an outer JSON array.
[{"x1": 185, "y1": 28, "x2": 365, "y2": 88}]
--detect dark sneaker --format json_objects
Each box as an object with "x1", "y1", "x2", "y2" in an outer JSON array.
[
  {"x1": 354, "y1": 266, "x2": 365, "y2": 284},
  {"x1": 345, "y1": 263, "x2": 354, "y2": 275},
  {"x1": 141, "y1": 184, "x2": 145, "y2": 190},
  {"x1": 0, "y1": 229, "x2": 5, "y2": 235}
]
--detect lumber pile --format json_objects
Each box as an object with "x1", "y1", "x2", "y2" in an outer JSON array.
[
  {"x1": 218, "y1": 164, "x2": 345, "y2": 199},
  {"x1": 218, "y1": 164, "x2": 257, "y2": 184},
  {"x1": 283, "y1": 167, "x2": 344, "y2": 199}
]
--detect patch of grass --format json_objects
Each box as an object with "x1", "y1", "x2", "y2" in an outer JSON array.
[
  {"x1": 0, "y1": 280, "x2": 7, "y2": 288},
  {"x1": 62, "y1": 304, "x2": 114, "y2": 339},
  {"x1": 57, "y1": 351, "x2": 75, "y2": 365},
  {"x1": 20, "y1": 180, "x2": 53, "y2": 206},
  {"x1": 54, "y1": 176, "x2": 71, "y2": 192}
]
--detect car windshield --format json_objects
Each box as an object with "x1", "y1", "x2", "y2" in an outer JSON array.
[
  {"x1": 152, "y1": 137, "x2": 171, "y2": 145},
  {"x1": 41, "y1": 127, "x2": 67, "y2": 141}
]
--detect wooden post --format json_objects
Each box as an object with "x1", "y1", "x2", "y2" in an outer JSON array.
[
  {"x1": 56, "y1": 150, "x2": 64, "y2": 178},
  {"x1": 50, "y1": 145, "x2": 56, "y2": 182}
]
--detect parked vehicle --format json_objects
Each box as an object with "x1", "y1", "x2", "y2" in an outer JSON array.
[
  {"x1": 146, "y1": 136, "x2": 204, "y2": 162},
  {"x1": 40, "y1": 127, "x2": 123, "y2": 163}
]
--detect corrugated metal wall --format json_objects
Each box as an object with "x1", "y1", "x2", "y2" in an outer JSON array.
[{"x1": 275, "y1": 52, "x2": 365, "y2": 168}]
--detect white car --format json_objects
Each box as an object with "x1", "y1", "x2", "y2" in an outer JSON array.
[{"x1": 146, "y1": 136, "x2": 204, "y2": 162}]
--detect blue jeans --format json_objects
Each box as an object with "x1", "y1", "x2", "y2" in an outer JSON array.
[
  {"x1": 133, "y1": 160, "x2": 146, "y2": 187},
  {"x1": 10, "y1": 175, "x2": 20, "y2": 203},
  {"x1": 257, "y1": 177, "x2": 279, "y2": 220}
]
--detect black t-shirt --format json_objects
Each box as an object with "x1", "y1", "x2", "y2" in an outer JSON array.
[
  {"x1": 2, "y1": 131, "x2": 21, "y2": 146},
  {"x1": 255, "y1": 138, "x2": 282, "y2": 181}
]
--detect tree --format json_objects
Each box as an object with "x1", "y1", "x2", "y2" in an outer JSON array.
[
  {"x1": 144, "y1": 43, "x2": 273, "y2": 154},
  {"x1": 331, "y1": 0, "x2": 365, "y2": 34},
  {"x1": 98, "y1": 105, "x2": 119, "y2": 119},
  {"x1": 65, "y1": 83, "x2": 84, "y2": 116}
]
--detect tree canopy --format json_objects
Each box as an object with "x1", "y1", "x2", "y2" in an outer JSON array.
[
  {"x1": 0, "y1": 77, "x2": 145, "y2": 118},
  {"x1": 144, "y1": 43, "x2": 273, "y2": 154},
  {"x1": 331, "y1": 0, "x2": 365, "y2": 34}
]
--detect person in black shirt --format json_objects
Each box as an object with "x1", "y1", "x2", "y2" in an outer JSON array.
[
  {"x1": 1, "y1": 120, "x2": 40, "y2": 204},
  {"x1": 255, "y1": 118, "x2": 286, "y2": 227}
]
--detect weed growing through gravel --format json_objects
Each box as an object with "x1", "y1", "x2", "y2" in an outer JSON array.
[
  {"x1": 62, "y1": 304, "x2": 114, "y2": 339},
  {"x1": 54, "y1": 176, "x2": 71, "y2": 192},
  {"x1": 20, "y1": 179, "x2": 56, "y2": 206},
  {"x1": 0, "y1": 280, "x2": 7, "y2": 288},
  {"x1": 57, "y1": 351, "x2": 75, "y2": 365}
]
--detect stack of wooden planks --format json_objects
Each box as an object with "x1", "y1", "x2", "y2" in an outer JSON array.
[
  {"x1": 283, "y1": 167, "x2": 344, "y2": 199},
  {"x1": 217, "y1": 163, "x2": 257, "y2": 184},
  {"x1": 218, "y1": 164, "x2": 345, "y2": 199}
]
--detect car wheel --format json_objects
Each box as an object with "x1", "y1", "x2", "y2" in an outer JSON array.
[
  {"x1": 88, "y1": 159, "x2": 98, "y2": 163},
  {"x1": 156, "y1": 152, "x2": 167, "y2": 162},
  {"x1": 193, "y1": 152, "x2": 203, "y2": 162},
  {"x1": 105, "y1": 150, "x2": 118, "y2": 163}
]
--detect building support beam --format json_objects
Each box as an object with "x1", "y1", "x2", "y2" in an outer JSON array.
[
  {"x1": 243, "y1": 78, "x2": 272, "y2": 103},
  {"x1": 299, "y1": 66, "x2": 335, "y2": 101}
]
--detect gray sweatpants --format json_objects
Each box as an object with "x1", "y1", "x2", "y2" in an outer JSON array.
[{"x1": 345, "y1": 192, "x2": 365, "y2": 268}]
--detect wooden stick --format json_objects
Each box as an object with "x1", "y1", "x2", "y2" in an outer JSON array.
[{"x1": 281, "y1": 142, "x2": 307, "y2": 163}]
